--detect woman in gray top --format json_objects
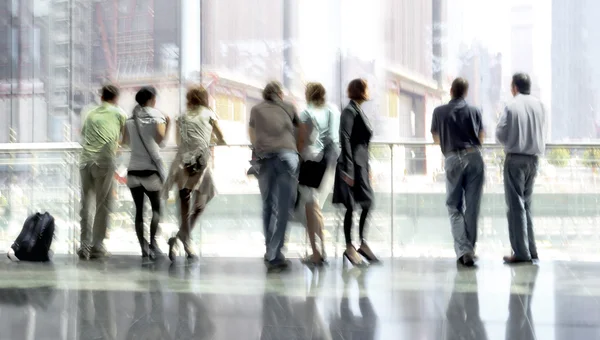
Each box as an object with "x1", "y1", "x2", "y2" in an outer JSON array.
[{"x1": 123, "y1": 86, "x2": 170, "y2": 259}]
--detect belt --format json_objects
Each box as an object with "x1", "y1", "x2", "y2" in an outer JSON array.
[{"x1": 447, "y1": 147, "x2": 478, "y2": 154}]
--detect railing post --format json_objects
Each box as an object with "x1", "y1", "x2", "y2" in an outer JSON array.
[{"x1": 390, "y1": 143, "x2": 394, "y2": 257}]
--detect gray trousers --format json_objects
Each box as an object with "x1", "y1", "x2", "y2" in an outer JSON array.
[
  {"x1": 445, "y1": 150, "x2": 485, "y2": 258},
  {"x1": 80, "y1": 163, "x2": 115, "y2": 249},
  {"x1": 504, "y1": 153, "x2": 539, "y2": 260}
]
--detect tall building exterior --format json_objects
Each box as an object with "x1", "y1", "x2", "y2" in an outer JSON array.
[
  {"x1": 511, "y1": 3, "x2": 541, "y2": 99},
  {"x1": 552, "y1": 0, "x2": 600, "y2": 141}
]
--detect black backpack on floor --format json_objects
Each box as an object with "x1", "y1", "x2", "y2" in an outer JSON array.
[{"x1": 10, "y1": 212, "x2": 55, "y2": 262}]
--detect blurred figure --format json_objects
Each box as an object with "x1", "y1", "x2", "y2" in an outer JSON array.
[
  {"x1": 431, "y1": 78, "x2": 485, "y2": 267},
  {"x1": 122, "y1": 86, "x2": 170, "y2": 259},
  {"x1": 249, "y1": 81, "x2": 301, "y2": 272},
  {"x1": 163, "y1": 86, "x2": 226, "y2": 262},
  {"x1": 78, "y1": 85, "x2": 126, "y2": 260},
  {"x1": 332, "y1": 79, "x2": 377, "y2": 267},
  {"x1": 297, "y1": 82, "x2": 340, "y2": 266},
  {"x1": 445, "y1": 268, "x2": 488, "y2": 340},
  {"x1": 496, "y1": 73, "x2": 546, "y2": 264},
  {"x1": 505, "y1": 265, "x2": 539, "y2": 339}
]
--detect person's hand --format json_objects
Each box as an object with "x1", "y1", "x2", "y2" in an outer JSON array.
[
  {"x1": 342, "y1": 174, "x2": 354, "y2": 187},
  {"x1": 164, "y1": 114, "x2": 171, "y2": 125}
]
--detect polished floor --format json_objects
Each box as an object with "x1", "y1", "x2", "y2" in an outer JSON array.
[{"x1": 0, "y1": 255, "x2": 597, "y2": 340}]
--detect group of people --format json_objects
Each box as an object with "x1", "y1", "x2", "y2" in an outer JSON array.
[
  {"x1": 78, "y1": 84, "x2": 225, "y2": 262},
  {"x1": 432, "y1": 72, "x2": 545, "y2": 267},
  {"x1": 77, "y1": 72, "x2": 544, "y2": 270},
  {"x1": 249, "y1": 79, "x2": 379, "y2": 271},
  {"x1": 77, "y1": 78, "x2": 380, "y2": 271}
]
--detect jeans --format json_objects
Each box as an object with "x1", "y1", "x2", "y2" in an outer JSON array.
[
  {"x1": 445, "y1": 150, "x2": 485, "y2": 258},
  {"x1": 504, "y1": 153, "x2": 539, "y2": 260},
  {"x1": 258, "y1": 151, "x2": 299, "y2": 263},
  {"x1": 80, "y1": 162, "x2": 115, "y2": 249}
]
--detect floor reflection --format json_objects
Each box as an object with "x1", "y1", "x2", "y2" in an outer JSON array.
[
  {"x1": 445, "y1": 267, "x2": 488, "y2": 340},
  {"x1": 506, "y1": 265, "x2": 539, "y2": 340},
  {"x1": 330, "y1": 267, "x2": 378, "y2": 340}
]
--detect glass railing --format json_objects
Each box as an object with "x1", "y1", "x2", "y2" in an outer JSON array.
[{"x1": 0, "y1": 142, "x2": 598, "y2": 260}]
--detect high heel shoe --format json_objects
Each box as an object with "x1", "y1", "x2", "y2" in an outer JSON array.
[
  {"x1": 167, "y1": 237, "x2": 177, "y2": 262},
  {"x1": 357, "y1": 248, "x2": 381, "y2": 264},
  {"x1": 343, "y1": 251, "x2": 365, "y2": 267}
]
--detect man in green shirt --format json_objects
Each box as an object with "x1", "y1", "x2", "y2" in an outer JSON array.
[{"x1": 78, "y1": 85, "x2": 126, "y2": 259}]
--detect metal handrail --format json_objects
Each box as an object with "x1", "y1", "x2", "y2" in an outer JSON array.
[{"x1": 1, "y1": 141, "x2": 600, "y2": 152}]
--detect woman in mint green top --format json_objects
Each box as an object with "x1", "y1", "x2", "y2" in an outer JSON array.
[{"x1": 297, "y1": 82, "x2": 340, "y2": 266}]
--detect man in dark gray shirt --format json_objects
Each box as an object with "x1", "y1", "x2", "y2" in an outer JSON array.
[
  {"x1": 431, "y1": 78, "x2": 485, "y2": 267},
  {"x1": 496, "y1": 73, "x2": 546, "y2": 264}
]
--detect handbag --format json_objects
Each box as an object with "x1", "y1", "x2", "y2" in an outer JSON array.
[
  {"x1": 132, "y1": 113, "x2": 165, "y2": 183},
  {"x1": 298, "y1": 108, "x2": 338, "y2": 188}
]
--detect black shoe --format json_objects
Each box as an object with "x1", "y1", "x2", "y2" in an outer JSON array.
[
  {"x1": 531, "y1": 254, "x2": 539, "y2": 261},
  {"x1": 357, "y1": 248, "x2": 381, "y2": 264},
  {"x1": 267, "y1": 259, "x2": 290, "y2": 273},
  {"x1": 148, "y1": 242, "x2": 163, "y2": 260},
  {"x1": 77, "y1": 246, "x2": 90, "y2": 260},
  {"x1": 343, "y1": 251, "x2": 366, "y2": 267},
  {"x1": 503, "y1": 255, "x2": 532, "y2": 264},
  {"x1": 89, "y1": 246, "x2": 110, "y2": 260},
  {"x1": 460, "y1": 254, "x2": 475, "y2": 267},
  {"x1": 167, "y1": 237, "x2": 177, "y2": 262}
]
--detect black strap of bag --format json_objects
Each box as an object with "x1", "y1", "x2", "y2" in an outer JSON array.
[{"x1": 131, "y1": 111, "x2": 165, "y2": 182}]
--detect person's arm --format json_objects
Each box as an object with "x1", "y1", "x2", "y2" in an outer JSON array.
[
  {"x1": 496, "y1": 107, "x2": 510, "y2": 145},
  {"x1": 210, "y1": 117, "x2": 227, "y2": 145},
  {"x1": 297, "y1": 109, "x2": 310, "y2": 154},
  {"x1": 339, "y1": 107, "x2": 355, "y2": 185},
  {"x1": 248, "y1": 107, "x2": 257, "y2": 146},
  {"x1": 118, "y1": 112, "x2": 127, "y2": 146},
  {"x1": 122, "y1": 125, "x2": 130, "y2": 146},
  {"x1": 329, "y1": 106, "x2": 341, "y2": 149},
  {"x1": 175, "y1": 118, "x2": 182, "y2": 146},
  {"x1": 155, "y1": 114, "x2": 170, "y2": 146},
  {"x1": 430, "y1": 109, "x2": 440, "y2": 144},
  {"x1": 476, "y1": 108, "x2": 485, "y2": 143}
]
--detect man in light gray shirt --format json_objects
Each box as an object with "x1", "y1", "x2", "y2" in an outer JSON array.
[{"x1": 496, "y1": 73, "x2": 546, "y2": 264}]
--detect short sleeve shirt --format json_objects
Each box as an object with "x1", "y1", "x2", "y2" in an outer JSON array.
[
  {"x1": 80, "y1": 102, "x2": 127, "y2": 166},
  {"x1": 431, "y1": 99, "x2": 483, "y2": 155},
  {"x1": 177, "y1": 107, "x2": 217, "y2": 164}
]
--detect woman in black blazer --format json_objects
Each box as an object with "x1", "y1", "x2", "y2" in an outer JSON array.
[{"x1": 332, "y1": 79, "x2": 379, "y2": 266}]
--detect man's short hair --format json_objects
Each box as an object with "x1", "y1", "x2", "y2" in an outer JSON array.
[
  {"x1": 512, "y1": 73, "x2": 531, "y2": 95},
  {"x1": 262, "y1": 81, "x2": 283, "y2": 101},
  {"x1": 101, "y1": 85, "x2": 119, "y2": 102},
  {"x1": 451, "y1": 78, "x2": 469, "y2": 99}
]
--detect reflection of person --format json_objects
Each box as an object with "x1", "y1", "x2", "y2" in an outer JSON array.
[
  {"x1": 78, "y1": 85, "x2": 127, "y2": 260},
  {"x1": 169, "y1": 266, "x2": 215, "y2": 339},
  {"x1": 126, "y1": 283, "x2": 171, "y2": 340},
  {"x1": 332, "y1": 79, "x2": 378, "y2": 267},
  {"x1": 505, "y1": 265, "x2": 539, "y2": 339},
  {"x1": 163, "y1": 86, "x2": 226, "y2": 261},
  {"x1": 445, "y1": 268, "x2": 488, "y2": 340},
  {"x1": 297, "y1": 83, "x2": 340, "y2": 266},
  {"x1": 249, "y1": 81, "x2": 301, "y2": 271},
  {"x1": 431, "y1": 78, "x2": 485, "y2": 267},
  {"x1": 496, "y1": 73, "x2": 545, "y2": 264},
  {"x1": 122, "y1": 86, "x2": 170, "y2": 259},
  {"x1": 329, "y1": 268, "x2": 378, "y2": 340}
]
